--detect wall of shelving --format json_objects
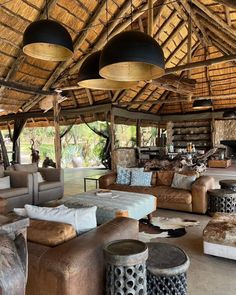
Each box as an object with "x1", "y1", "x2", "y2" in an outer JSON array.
[{"x1": 172, "y1": 120, "x2": 212, "y2": 150}]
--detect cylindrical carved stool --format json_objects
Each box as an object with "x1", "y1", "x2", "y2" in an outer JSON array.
[
  {"x1": 146, "y1": 243, "x2": 190, "y2": 295},
  {"x1": 104, "y1": 239, "x2": 148, "y2": 295},
  {"x1": 219, "y1": 180, "x2": 236, "y2": 192},
  {"x1": 208, "y1": 189, "x2": 236, "y2": 215}
]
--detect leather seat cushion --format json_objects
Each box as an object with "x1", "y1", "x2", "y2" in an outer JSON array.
[
  {"x1": 39, "y1": 181, "x2": 61, "y2": 192},
  {"x1": 27, "y1": 219, "x2": 77, "y2": 247},
  {"x1": 154, "y1": 186, "x2": 192, "y2": 204},
  {"x1": 0, "y1": 187, "x2": 28, "y2": 198}
]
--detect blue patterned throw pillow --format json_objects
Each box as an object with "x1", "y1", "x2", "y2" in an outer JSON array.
[
  {"x1": 116, "y1": 166, "x2": 131, "y2": 185},
  {"x1": 130, "y1": 170, "x2": 152, "y2": 186}
]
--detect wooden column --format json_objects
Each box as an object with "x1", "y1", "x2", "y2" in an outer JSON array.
[
  {"x1": 136, "y1": 119, "x2": 141, "y2": 147},
  {"x1": 0, "y1": 130, "x2": 10, "y2": 168},
  {"x1": 110, "y1": 110, "x2": 115, "y2": 171},
  {"x1": 53, "y1": 95, "x2": 61, "y2": 168},
  {"x1": 211, "y1": 118, "x2": 216, "y2": 147}
]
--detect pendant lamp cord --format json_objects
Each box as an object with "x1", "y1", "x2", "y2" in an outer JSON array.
[{"x1": 46, "y1": 0, "x2": 49, "y2": 20}]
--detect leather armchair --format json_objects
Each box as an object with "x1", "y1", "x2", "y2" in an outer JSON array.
[
  {"x1": 33, "y1": 168, "x2": 64, "y2": 205},
  {"x1": 0, "y1": 171, "x2": 33, "y2": 213},
  {"x1": 26, "y1": 217, "x2": 139, "y2": 295}
]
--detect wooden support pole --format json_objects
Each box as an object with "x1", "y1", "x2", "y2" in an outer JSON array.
[
  {"x1": 110, "y1": 110, "x2": 115, "y2": 171},
  {"x1": 53, "y1": 95, "x2": 61, "y2": 169},
  {"x1": 136, "y1": 119, "x2": 141, "y2": 147}
]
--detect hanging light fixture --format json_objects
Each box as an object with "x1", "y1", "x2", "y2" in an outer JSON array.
[
  {"x1": 223, "y1": 110, "x2": 236, "y2": 118},
  {"x1": 23, "y1": 1, "x2": 73, "y2": 61},
  {"x1": 192, "y1": 99, "x2": 212, "y2": 109},
  {"x1": 78, "y1": 51, "x2": 137, "y2": 90},
  {"x1": 99, "y1": 0, "x2": 165, "y2": 82}
]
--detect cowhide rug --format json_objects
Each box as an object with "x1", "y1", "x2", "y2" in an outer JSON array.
[{"x1": 139, "y1": 217, "x2": 200, "y2": 241}]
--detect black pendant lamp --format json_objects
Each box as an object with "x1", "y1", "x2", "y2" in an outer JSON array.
[
  {"x1": 192, "y1": 99, "x2": 212, "y2": 110},
  {"x1": 23, "y1": 3, "x2": 73, "y2": 62},
  {"x1": 223, "y1": 109, "x2": 236, "y2": 118},
  {"x1": 78, "y1": 51, "x2": 137, "y2": 90},
  {"x1": 99, "y1": 30, "x2": 165, "y2": 82}
]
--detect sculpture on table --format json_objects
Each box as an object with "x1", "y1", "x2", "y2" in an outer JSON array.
[
  {"x1": 0, "y1": 233, "x2": 27, "y2": 295},
  {"x1": 42, "y1": 156, "x2": 56, "y2": 168},
  {"x1": 30, "y1": 139, "x2": 40, "y2": 166}
]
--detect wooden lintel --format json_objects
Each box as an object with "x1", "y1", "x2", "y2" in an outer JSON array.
[
  {"x1": 0, "y1": 103, "x2": 112, "y2": 122},
  {"x1": 112, "y1": 106, "x2": 161, "y2": 122}
]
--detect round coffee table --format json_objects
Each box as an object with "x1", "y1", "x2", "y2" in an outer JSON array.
[
  {"x1": 219, "y1": 180, "x2": 236, "y2": 192},
  {"x1": 104, "y1": 239, "x2": 148, "y2": 295},
  {"x1": 208, "y1": 189, "x2": 236, "y2": 215},
  {"x1": 146, "y1": 242, "x2": 190, "y2": 295}
]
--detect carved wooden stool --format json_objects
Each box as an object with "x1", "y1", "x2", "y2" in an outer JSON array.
[
  {"x1": 146, "y1": 242, "x2": 190, "y2": 295},
  {"x1": 208, "y1": 189, "x2": 236, "y2": 215},
  {"x1": 104, "y1": 239, "x2": 148, "y2": 295}
]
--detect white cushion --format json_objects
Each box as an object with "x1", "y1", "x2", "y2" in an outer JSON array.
[
  {"x1": 171, "y1": 173, "x2": 196, "y2": 190},
  {"x1": 0, "y1": 176, "x2": 10, "y2": 189},
  {"x1": 14, "y1": 204, "x2": 67, "y2": 217},
  {"x1": 37, "y1": 172, "x2": 44, "y2": 183},
  {"x1": 24, "y1": 204, "x2": 97, "y2": 234}
]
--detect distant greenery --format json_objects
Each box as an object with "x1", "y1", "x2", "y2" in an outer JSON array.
[{"x1": 16, "y1": 122, "x2": 158, "y2": 168}]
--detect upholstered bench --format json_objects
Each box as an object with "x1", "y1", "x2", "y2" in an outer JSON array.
[{"x1": 203, "y1": 213, "x2": 236, "y2": 260}]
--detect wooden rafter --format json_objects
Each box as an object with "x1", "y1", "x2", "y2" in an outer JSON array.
[{"x1": 214, "y1": 0, "x2": 236, "y2": 9}]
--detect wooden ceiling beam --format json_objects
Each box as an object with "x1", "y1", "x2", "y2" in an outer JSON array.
[
  {"x1": 181, "y1": 0, "x2": 211, "y2": 46},
  {"x1": 85, "y1": 89, "x2": 94, "y2": 105},
  {"x1": 165, "y1": 54, "x2": 236, "y2": 74},
  {"x1": 224, "y1": 5, "x2": 232, "y2": 26},
  {"x1": 0, "y1": 78, "x2": 53, "y2": 96},
  {"x1": 214, "y1": 0, "x2": 236, "y2": 9},
  {"x1": 191, "y1": 0, "x2": 236, "y2": 39}
]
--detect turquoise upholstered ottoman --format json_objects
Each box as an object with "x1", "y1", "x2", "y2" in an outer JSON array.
[{"x1": 61, "y1": 190, "x2": 156, "y2": 224}]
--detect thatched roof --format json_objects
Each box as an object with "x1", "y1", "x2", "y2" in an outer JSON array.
[{"x1": 0, "y1": 0, "x2": 236, "y2": 127}]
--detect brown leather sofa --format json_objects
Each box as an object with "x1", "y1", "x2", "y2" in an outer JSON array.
[
  {"x1": 26, "y1": 217, "x2": 138, "y2": 295},
  {"x1": 0, "y1": 171, "x2": 33, "y2": 213},
  {"x1": 99, "y1": 171, "x2": 215, "y2": 214}
]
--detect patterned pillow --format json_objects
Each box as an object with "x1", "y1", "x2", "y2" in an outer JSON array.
[
  {"x1": 130, "y1": 170, "x2": 152, "y2": 187},
  {"x1": 171, "y1": 173, "x2": 196, "y2": 190},
  {"x1": 116, "y1": 166, "x2": 131, "y2": 185}
]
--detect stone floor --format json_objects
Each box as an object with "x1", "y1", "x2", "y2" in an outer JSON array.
[{"x1": 63, "y1": 166, "x2": 236, "y2": 295}]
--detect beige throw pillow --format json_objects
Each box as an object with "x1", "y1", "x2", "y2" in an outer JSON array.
[{"x1": 171, "y1": 173, "x2": 196, "y2": 190}]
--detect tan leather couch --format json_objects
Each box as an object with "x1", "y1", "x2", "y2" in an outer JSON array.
[
  {"x1": 26, "y1": 217, "x2": 138, "y2": 295},
  {"x1": 99, "y1": 171, "x2": 215, "y2": 214}
]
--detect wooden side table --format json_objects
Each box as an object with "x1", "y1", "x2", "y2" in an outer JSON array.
[
  {"x1": 219, "y1": 180, "x2": 236, "y2": 192},
  {"x1": 104, "y1": 239, "x2": 148, "y2": 295},
  {"x1": 208, "y1": 159, "x2": 231, "y2": 168},
  {"x1": 208, "y1": 189, "x2": 236, "y2": 215},
  {"x1": 84, "y1": 175, "x2": 101, "y2": 192},
  {"x1": 146, "y1": 242, "x2": 190, "y2": 295}
]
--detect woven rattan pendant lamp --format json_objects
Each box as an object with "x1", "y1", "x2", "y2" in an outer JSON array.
[
  {"x1": 23, "y1": 1, "x2": 73, "y2": 61},
  {"x1": 99, "y1": 0, "x2": 165, "y2": 82},
  {"x1": 78, "y1": 51, "x2": 137, "y2": 90}
]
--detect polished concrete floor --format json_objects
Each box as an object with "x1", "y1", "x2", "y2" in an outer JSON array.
[{"x1": 64, "y1": 166, "x2": 236, "y2": 295}]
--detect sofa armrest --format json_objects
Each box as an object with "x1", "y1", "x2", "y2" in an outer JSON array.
[
  {"x1": 4, "y1": 171, "x2": 33, "y2": 190},
  {"x1": 38, "y1": 168, "x2": 64, "y2": 183},
  {"x1": 27, "y1": 217, "x2": 138, "y2": 295},
  {"x1": 99, "y1": 172, "x2": 117, "y2": 189},
  {"x1": 191, "y1": 176, "x2": 215, "y2": 214}
]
